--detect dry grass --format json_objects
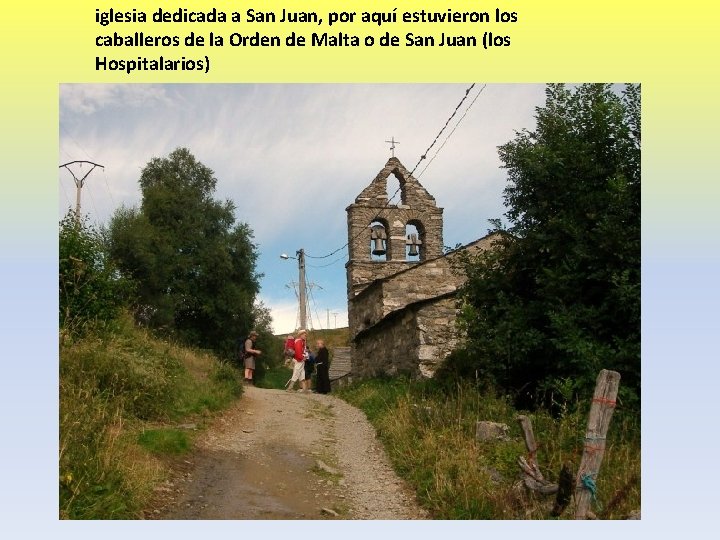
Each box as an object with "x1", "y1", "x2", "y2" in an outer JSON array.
[
  {"x1": 337, "y1": 378, "x2": 640, "y2": 520},
  {"x1": 59, "y1": 312, "x2": 243, "y2": 519}
]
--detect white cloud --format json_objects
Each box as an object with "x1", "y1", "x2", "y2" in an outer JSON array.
[
  {"x1": 59, "y1": 83, "x2": 545, "y2": 334},
  {"x1": 261, "y1": 293, "x2": 349, "y2": 335},
  {"x1": 262, "y1": 299, "x2": 299, "y2": 335},
  {"x1": 60, "y1": 84, "x2": 173, "y2": 116}
]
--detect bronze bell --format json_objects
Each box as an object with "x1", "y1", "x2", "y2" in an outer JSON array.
[
  {"x1": 372, "y1": 237, "x2": 386, "y2": 255},
  {"x1": 406, "y1": 233, "x2": 422, "y2": 257},
  {"x1": 371, "y1": 226, "x2": 387, "y2": 256}
]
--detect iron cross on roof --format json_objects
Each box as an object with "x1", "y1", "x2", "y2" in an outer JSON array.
[{"x1": 385, "y1": 137, "x2": 400, "y2": 157}]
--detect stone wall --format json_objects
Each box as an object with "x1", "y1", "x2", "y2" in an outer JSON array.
[
  {"x1": 352, "y1": 294, "x2": 461, "y2": 378},
  {"x1": 348, "y1": 256, "x2": 459, "y2": 339},
  {"x1": 348, "y1": 235, "x2": 499, "y2": 340},
  {"x1": 345, "y1": 157, "x2": 444, "y2": 297},
  {"x1": 348, "y1": 234, "x2": 501, "y2": 377},
  {"x1": 352, "y1": 308, "x2": 420, "y2": 377},
  {"x1": 344, "y1": 155, "x2": 502, "y2": 378},
  {"x1": 416, "y1": 296, "x2": 462, "y2": 377}
]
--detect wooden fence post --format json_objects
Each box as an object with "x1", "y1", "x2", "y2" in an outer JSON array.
[
  {"x1": 516, "y1": 415, "x2": 558, "y2": 495},
  {"x1": 517, "y1": 415, "x2": 543, "y2": 480},
  {"x1": 574, "y1": 369, "x2": 621, "y2": 519}
]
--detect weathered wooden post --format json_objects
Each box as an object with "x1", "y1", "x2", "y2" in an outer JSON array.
[
  {"x1": 574, "y1": 369, "x2": 621, "y2": 519},
  {"x1": 516, "y1": 415, "x2": 557, "y2": 495}
]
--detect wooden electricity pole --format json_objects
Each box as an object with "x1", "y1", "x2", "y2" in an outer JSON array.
[{"x1": 282, "y1": 248, "x2": 321, "y2": 331}]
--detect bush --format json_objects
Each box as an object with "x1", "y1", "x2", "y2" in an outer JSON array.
[{"x1": 59, "y1": 212, "x2": 129, "y2": 336}]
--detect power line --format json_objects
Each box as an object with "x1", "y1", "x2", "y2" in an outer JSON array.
[
  {"x1": 409, "y1": 83, "x2": 476, "y2": 176},
  {"x1": 60, "y1": 124, "x2": 95, "y2": 162},
  {"x1": 306, "y1": 252, "x2": 348, "y2": 268},
  {"x1": 59, "y1": 144, "x2": 74, "y2": 162},
  {"x1": 59, "y1": 178, "x2": 73, "y2": 210},
  {"x1": 307, "y1": 278, "x2": 325, "y2": 330},
  {"x1": 59, "y1": 128, "x2": 115, "y2": 218},
  {"x1": 102, "y1": 167, "x2": 116, "y2": 209},
  {"x1": 86, "y1": 180, "x2": 100, "y2": 219},
  {"x1": 305, "y1": 83, "x2": 481, "y2": 261},
  {"x1": 416, "y1": 84, "x2": 487, "y2": 179}
]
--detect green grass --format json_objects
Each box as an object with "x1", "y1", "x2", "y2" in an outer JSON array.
[
  {"x1": 60, "y1": 311, "x2": 244, "y2": 519},
  {"x1": 138, "y1": 428, "x2": 191, "y2": 455},
  {"x1": 336, "y1": 377, "x2": 640, "y2": 520},
  {"x1": 255, "y1": 363, "x2": 293, "y2": 389},
  {"x1": 332, "y1": 376, "x2": 408, "y2": 421}
]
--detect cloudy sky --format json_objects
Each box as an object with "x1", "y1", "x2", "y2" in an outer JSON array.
[{"x1": 59, "y1": 83, "x2": 546, "y2": 333}]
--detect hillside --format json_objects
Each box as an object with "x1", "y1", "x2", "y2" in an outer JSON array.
[
  {"x1": 60, "y1": 313, "x2": 243, "y2": 519},
  {"x1": 275, "y1": 327, "x2": 350, "y2": 350}
]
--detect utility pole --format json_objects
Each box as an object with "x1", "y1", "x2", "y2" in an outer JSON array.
[
  {"x1": 327, "y1": 309, "x2": 330, "y2": 329},
  {"x1": 59, "y1": 160, "x2": 104, "y2": 221},
  {"x1": 281, "y1": 249, "x2": 317, "y2": 331},
  {"x1": 297, "y1": 248, "x2": 307, "y2": 330}
]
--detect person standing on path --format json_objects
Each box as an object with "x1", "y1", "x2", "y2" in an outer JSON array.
[
  {"x1": 314, "y1": 339, "x2": 331, "y2": 394},
  {"x1": 303, "y1": 348, "x2": 315, "y2": 391},
  {"x1": 243, "y1": 331, "x2": 261, "y2": 385},
  {"x1": 285, "y1": 329, "x2": 307, "y2": 391}
]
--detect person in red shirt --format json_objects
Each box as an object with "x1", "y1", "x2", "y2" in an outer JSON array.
[{"x1": 285, "y1": 329, "x2": 308, "y2": 391}]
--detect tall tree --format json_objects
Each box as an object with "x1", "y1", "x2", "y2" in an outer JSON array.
[
  {"x1": 108, "y1": 148, "x2": 260, "y2": 358},
  {"x1": 455, "y1": 84, "x2": 640, "y2": 407}
]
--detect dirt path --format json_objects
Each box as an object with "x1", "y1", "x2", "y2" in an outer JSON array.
[{"x1": 154, "y1": 386, "x2": 427, "y2": 520}]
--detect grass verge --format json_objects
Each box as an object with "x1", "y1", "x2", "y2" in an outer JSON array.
[
  {"x1": 255, "y1": 363, "x2": 293, "y2": 389},
  {"x1": 336, "y1": 377, "x2": 640, "y2": 519},
  {"x1": 59, "y1": 312, "x2": 243, "y2": 519}
]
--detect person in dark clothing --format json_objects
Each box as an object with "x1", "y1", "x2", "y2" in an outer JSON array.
[
  {"x1": 314, "y1": 339, "x2": 331, "y2": 394},
  {"x1": 304, "y1": 349, "x2": 315, "y2": 387}
]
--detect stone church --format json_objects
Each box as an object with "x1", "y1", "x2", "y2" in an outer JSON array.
[{"x1": 346, "y1": 157, "x2": 498, "y2": 378}]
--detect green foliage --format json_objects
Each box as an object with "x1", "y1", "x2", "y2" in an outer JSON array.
[
  {"x1": 247, "y1": 301, "x2": 284, "y2": 381},
  {"x1": 337, "y1": 377, "x2": 640, "y2": 519},
  {"x1": 254, "y1": 363, "x2": 293, "y2": 389},
  {"x1": 59, "y1": 212, "x2": 129, "y2": 336},
  {"x1": 60, "y1": 312, "x2": 244, "y2": 519},
  {"x1": 107, "y1": 147, "x2": 261, "y2": 359},
  {"x1": 334, "y1": 376, "x2": 409, "y2": 422},
  {"x1": 455, "y1": 84, "x2": 640, "y2": 407}
]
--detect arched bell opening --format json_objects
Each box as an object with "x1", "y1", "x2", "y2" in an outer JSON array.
[
  {"x1": 369, "y1": 220, "x2": 389, "y2": 261},
  {"x1": 386, "y1": 173, "x2": 403, "y2": 204},
  {"x1": 406, "y1": 220, "x2": 425, "y2": 261}
]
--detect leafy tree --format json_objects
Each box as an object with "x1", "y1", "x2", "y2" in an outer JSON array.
[
  {"x1": 59, "y1": 212, "x2": 128, "y2": 336},
  {"x1": 108, "y1": 148, "x2": 260, "y2": 358},
  {"x1": 454, "y1": 84, "x2": 640, "y2": 408}
]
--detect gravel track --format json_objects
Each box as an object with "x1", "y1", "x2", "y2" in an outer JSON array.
[{"x1": 155, "y1": 385, "x2": 427, "y2": 520}]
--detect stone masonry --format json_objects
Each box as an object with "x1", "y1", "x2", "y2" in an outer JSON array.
[
  {"x1": 346, "y1": 157, "x2": 499, "y2": 378},
  {"x1": 345, "y1": 157, "x2": 444, "y2": 298}
]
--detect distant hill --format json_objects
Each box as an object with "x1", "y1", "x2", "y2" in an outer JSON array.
[{"x1": 274, "y1": 327, "x2": 350, "y2": 350}]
